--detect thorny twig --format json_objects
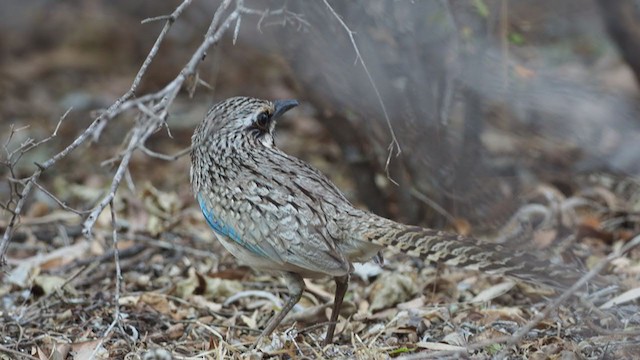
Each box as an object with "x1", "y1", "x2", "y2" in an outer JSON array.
[
  {"x1": 83, "y1": 0, "x2": 246, "y2": 237},
  {"x1": 0, "y1": 110, "x2": 72, "y2": 265},
  {"x1": 253, "y1": 5, "x2": 311, "y2": 32},
  {"x1": 0, "y1": 0, "x2": 259, "y2": 264}
]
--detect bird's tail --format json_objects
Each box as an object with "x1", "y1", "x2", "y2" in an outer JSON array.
[{"x1": 354, "y1": 214, "x2": 587, "y2": 290}]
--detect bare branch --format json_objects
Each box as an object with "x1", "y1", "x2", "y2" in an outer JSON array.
[
  {"x1": 83, "y1": 0, "x2": 252, "y2": 237},
  {"x1": 1, "y1": 0, "x2": 257, "y2": 265},
  {"x1": 141, "y1": 15, "x2": 173, "y2": 24}
]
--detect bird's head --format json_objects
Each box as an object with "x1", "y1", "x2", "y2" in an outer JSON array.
[{"x1": 195, "y1": 96, "x2": 299, "y2": 149}]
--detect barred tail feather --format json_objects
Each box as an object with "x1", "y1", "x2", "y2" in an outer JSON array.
[{"x1": 358, "y1": 215, "x2": 585, "y2": 289}]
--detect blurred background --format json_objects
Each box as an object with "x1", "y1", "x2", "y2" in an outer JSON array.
[
  {"x1": 2, "y1": 1, "x2": 640, "y2": 357},
  {"x1": 1, "y1": 0, "x2": 639, "y2": 234}
]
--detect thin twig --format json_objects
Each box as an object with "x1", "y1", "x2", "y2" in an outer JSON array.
[
  {"x1": 139, "y1": 145, "x2": 191, "y2": 161},
  {"x1": 141, "y1": 15, "x2": 174, "y2": 24},
  {"x1": 321, "y1": 0, "x2": 401, "y2": 183},
  {"x1": 89, "y1": 201, "x2": 123, "y2": 360},
  {"x1": 33, "y1": 181, "x2": 88, "y2": 215},
  {"x1": 410, "y1": 188, "x2": 457, "y2": 225}
]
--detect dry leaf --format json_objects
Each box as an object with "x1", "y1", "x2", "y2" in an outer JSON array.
[
  {"x1": 176, "y1": 268, "x2": 243, "y2": 301},
  {"x1": 118, "y1": 295, "x2": 140, "y2": 306},
  {"x1": 600, "y1": 287, "x2": 640, "y2": 309},
  {"x1": 26, "y1": 201, "x2": 50, "y2": 218},
  {"x1": 304, "y1": 279, "x2": 333, "y2": 300},
  {"x1": 442, "y1": 332, "x2": 467, "y2": 346},
  {"x1": 142, "y1": 182, "x2": 182, "y2": 236},
  {"x1": 416, "y1": 341, "x2": 467, "y2": 351},
  {"x1": 369, "y1": 272, "x2": 417, "y2": 312},
  {"x1": 56, "y1": 309, "x2": 73, "y2": 322},
  {"x1": 480, "y1": 307, "x2": 526, "y2": 325},
  {"x1": 470, "y1": 281, "x2": 516, "y2": 303},
  {"x1": 397, "y1": 297, "x2": 425, "y2": 310},
  {"x1": 533, "y1": 229, "x2": 557, "y2": 249},
  {"x1": 189, "y1": 294, "x2": 223, "y2": 312},
  {"x1": 139, "y1": 293, "x2": 173, "y2": 316},
  {"x1": 166, "y1": 323, "x2": 185, "y2": 340},
  {"x1": 6, "y1": 241, "x2": 90, "y2": 287},
  {"x1": 204, "y1": 277, "x2": 243, "y2": 300},
  {"x1": 35, "y1": 346, "x2": 49, "y2": 360},
  {"x1": 70, "y1": 340, "x2": 107, "y2": 360},
  {"x1": 33, "y1": 275, "x2": 69, "y2": 296},
  {"x1": 175, "y1": 268, "x2": 203, "y2": 298}
]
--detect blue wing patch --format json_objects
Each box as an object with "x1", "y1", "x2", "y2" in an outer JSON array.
[{"x1": 197, "y1": 194, "x2": 267, "y2": 257}]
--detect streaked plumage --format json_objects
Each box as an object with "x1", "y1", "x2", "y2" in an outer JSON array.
[{"x1": 190, "y1": 96, "x2": 585, "y2": 346}]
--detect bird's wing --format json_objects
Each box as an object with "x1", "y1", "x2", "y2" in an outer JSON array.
[{"x1": 197, "y1": 157, "x2": 351, "y2": 277}]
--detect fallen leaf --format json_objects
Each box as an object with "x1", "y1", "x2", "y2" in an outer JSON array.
[
  {"x1": 118, "y1": 295, "x2": 140, "y2": 306},
  {"x1": 189, "y1": 295, "x2": 222, "y2": 312},
  {"x1": 166, "y1": 323, "x2": 185, "y2": 340},
  {"x1": 35, "y1": 346, "x2": 49, "y2": 360},
  {"x1": 32, "y1": 275, "x2": 70, "y2": 296},
  {"x1": 479, "y1": 307, "x2": 526, "y2": 325},
  {"x1": 442, "y1": 332, "x2": 467, "y2": 346},
  {"x1": 600, "y1": 287, "x2": 640, "y2": 309},
  {"x1": 70, "y1": 339, "x2": 107, "y2": 360},
  {"x1": 533, "y1": 229, "x2": 558, "y2": 249},
  {"x1": 26, "y1": 201, "x2": 51, "y2": 218},
  {"x1": 6, "y1": 241, "x2": 90, "y2": 287},
  {"x1": 470, "y1": 281, "x2": 516, "y2": 303},
  {"x1": 451, "y1": 218, "x2": 471, "y2": 236},
  {"x1": 175, "y1": 268, "x2": 201, "y2": 298},
  {"x1": 204, "y1": 277, "x2": 243, "y2": 300},
  {"x1": 369, "y1": 272, "x2": 417, "y2": 312},
  {"x1": 139, "y1": 292, "x2": 173, "y2": 316},
  {"x1": 56, "y1": 309, "x2": 73, "y2": 322},
  {"x1": 142, "y1": 182, "x2": 182, "y2": 236}
]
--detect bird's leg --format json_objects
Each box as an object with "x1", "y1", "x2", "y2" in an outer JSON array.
[
  {"x1": 323, "y1": 274, "x2": 349, "y2": 346},
  {"x1": 255, "y1": 272, "x2": 305, "y2": 346}
]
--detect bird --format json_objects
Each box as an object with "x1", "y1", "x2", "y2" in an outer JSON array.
[{"x1": 190, "y1": 96, "x2": 586, "y2": 346}]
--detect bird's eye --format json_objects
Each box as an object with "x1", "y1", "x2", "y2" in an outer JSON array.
[{"x1": 255, "y1": 111, "x2": 270, "y2": 130}]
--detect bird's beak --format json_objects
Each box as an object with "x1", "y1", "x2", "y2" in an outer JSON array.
[{"x1": 273, "y1": 99, "x2": 299, "y2": 119}]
